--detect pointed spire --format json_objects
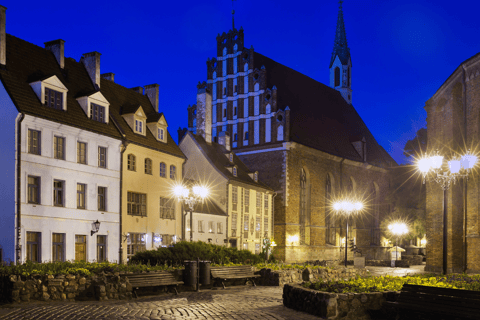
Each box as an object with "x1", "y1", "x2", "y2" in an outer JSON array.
[{"x1": 329, "y1": 0, "x2": 351, "y2": 68}]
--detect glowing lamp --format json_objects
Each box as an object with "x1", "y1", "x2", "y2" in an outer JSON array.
[
  {"x1": 448, "y1": 159, "x2": 461, "y2": 174},
  {"x1": 461, "y1": 154, "x2": 477, "y2": 170},
  {"x1": 418, "y1": 157, "x2": 432, "y2": 173},
  {"x1": 431, "y1": 155, "x2": 444, "y2": 169}
]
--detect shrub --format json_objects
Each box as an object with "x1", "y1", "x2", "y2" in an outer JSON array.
[{"x1": 129, "y1": 241, "x2": 263, "y2": 266}]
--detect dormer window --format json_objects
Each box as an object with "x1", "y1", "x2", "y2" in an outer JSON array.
[
  {"x1": 44, "y1": 88, "x2": 63, "y2": 110},
  {"x1": 254, "y1": 172, "x2": 258, "y2": 182},
  {"x1": 158, "y1": 128, "x2": 164, "y2": 141},
  {"x1": 229, "y1": 153, "x2": 233, "y2": 163},
  {"x1": 30, "y1": 75, "x2": 68, "y2": 111},
  {"x1": 147, "y1": 113, "x2": 168, "y2": 142},
  {"x1": 233, "y1": 166, "x2": 237, "y2": 177},
  {"x1": 90, "y1": 103, "x2": 105, "y2": 123},
  {"x1": 135, "y1": 119, "x2": 144, "y2": 134}
]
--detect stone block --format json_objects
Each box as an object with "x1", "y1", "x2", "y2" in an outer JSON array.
[{"x1": 354, "y1": 257, "x2": 365, "y2": 268}]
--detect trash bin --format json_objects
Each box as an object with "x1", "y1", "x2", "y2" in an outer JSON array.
[
  {"x1": 199, "y1": 261, "x2": 211, "y2": 285},
  {"x1": 183, "y1": 260, "x2": 197, "y2": 287}
]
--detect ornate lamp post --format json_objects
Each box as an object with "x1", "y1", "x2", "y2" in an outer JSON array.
[
  {"x1": 174, "y1": 184, "x2": 209, "y2": 242},
  {"x1": 333, "y1": 200, "x2": 363, "y2": 267},
  {"x1": 418, "y1": 150, "x2": 477, "y2": 274},
  {"x1": 388, "y1": 222, "x2": 408, "y2": 263}
]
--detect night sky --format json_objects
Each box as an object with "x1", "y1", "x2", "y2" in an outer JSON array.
[{"x1": 3, "y1": 0, "x2": 480, "y2": 164}]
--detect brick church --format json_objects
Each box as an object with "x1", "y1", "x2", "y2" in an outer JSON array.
[{"x1": 183, "y1": 2, "x2": 396, "y2": 262}]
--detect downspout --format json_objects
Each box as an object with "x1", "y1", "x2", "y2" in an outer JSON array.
[
  {"x1": 15, "y1": 113, "x2": 25, "y2": 265},
  {"x1": 462, "y1": 64, "x2": 467, "y2": 273},
  {"x1": 119, "y1": 141, "x2": 127, "y2": 263}
]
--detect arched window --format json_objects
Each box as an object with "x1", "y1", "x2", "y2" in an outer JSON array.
[
  {"x1": 325, "y1": 174, "x2": 336, "y2": 245},
  {"x1": 277, "y1": 125, "x2": 284, "y2": 141},
  {"x1": 144, "y1": 158, "x2": 152, "y2": 175},
  {"x1": 334, "y1": 67, "x2": 340, "y2": 87},
  {"x1": 299, "y1": 168, "x2": 310, "y2": 245},
  {"x1": 170, "y1": 165, "x2": 176, "y2": 180},
  {"x1": 160, "y1": 162, "x2": 166, "y2": 178},
  {"x1": 127, "y1": 154, "x2": 136, "y2": 171}
]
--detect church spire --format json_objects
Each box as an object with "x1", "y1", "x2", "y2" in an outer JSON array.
[
  {"x1": 329, "y1": 0, "x2": 352, "y2": 105},
  {"x1": 330, "y1": 0, "x2": 350, "y2": 68}
]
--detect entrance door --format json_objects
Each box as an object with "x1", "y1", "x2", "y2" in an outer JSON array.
[{"x1": 75, "y1": 235, "x2": 86, "y2": 261}]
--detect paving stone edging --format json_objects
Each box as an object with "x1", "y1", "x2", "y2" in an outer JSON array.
[{"x1": 283, "y1": 284, "x2": 399, "y2": 320}]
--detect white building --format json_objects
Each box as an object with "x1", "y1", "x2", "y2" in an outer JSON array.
[{"x1": 184, "y1": 199, "x2": 228, "y2": 245}]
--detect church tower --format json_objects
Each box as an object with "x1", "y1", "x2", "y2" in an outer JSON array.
[{"x1": 329, "y1": 1, "x2": 352, "y2": 104}]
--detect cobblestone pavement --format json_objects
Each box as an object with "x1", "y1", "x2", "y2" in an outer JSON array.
[{"x1": 0, "y1": 286, "x2": 320, "y2": 320}]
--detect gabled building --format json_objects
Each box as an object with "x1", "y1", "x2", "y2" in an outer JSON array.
[
  {"x1": 0, "y1": 6, "x2": 185, "y2": 263},
  {"x1": 185, "y1": 3, "x2": 396, "y2": 262},
  {"x1": 180, "y1": 86, "x2": 274, "y2": 254}
]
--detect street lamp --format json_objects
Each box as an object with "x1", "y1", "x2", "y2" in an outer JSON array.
[
  {"x1": 174, "y1": 184, "x2": 209, "y2": 242},
  {"x1": 333, "y1": 200, "x2": 363, "y2": 267},
  {"x1": 388, "y1": 222, "x2": 408, "y2": 264},
  {"x1": 418, "y1": 150, "x2": 477, "y2": 274}
]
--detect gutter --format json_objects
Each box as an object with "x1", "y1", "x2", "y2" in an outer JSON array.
[{"x1": 15, "y1": 112, "x2": 25, "y2": 265}]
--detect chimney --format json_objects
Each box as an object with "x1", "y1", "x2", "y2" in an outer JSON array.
[
  {"x1": 101, "y1": 72, "x2": 114, "y2": 82},
  {"x1": 44, "y1": 39, "x2": 65, "y2": 69},
  {"x1": 218, "y1": 131, "x2": 231, "y2": 151},
  {"x1": 131, "y1": 86, "x2": 143, "y2": 94},
  {"x1": 80, "y1": 51, "x2": 101, "y2": 89},
  {"x1": 144, "y1": 84, "x2": 159, "y2": 112},
  {"x1": 196, "y1": 82, "x2": 212, "y2": 143},
  {"x1": 0, "y1": 6, "x2": 6, "y2": 66}
]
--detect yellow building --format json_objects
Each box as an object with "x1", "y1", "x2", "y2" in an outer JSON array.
[{"x1": 102, "y1": 81, "x2": 186, "y2": 263}]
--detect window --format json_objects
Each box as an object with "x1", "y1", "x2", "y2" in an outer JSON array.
[
  {"x1": 223, "y1": 107, "x2": 227, "y2": 118},
  {"x1": 198, "y1": 220, "x2": 204, "y2": 233},
  {"x1": 127, "y1": 154, "x2": 136, "y2": 171},
  {"x1": 53, "y1": 136, "x2": 65, "y2": 160},
  {"x1": 127, "y1": 233, "x2": 146, "y2": 259},
  {"x1": 145, "y1": 158, "x2": 152, "y2": 174},
  {"x1": 234, "y1": 133, "x2": 238, "y2": 141},
  {"x1": 75, "y1": 235, "x2": 86, "y2": 261},
  {"x1": 244, "y1": 214, "x2": 249, "y2": 238},
  {"x1": 334, "y1": 67, "x2": 340, "y2": 87},
  {"x1": 127, "y1": 192, "x2": 147, "y2": 216},
  {"x1": 52, "y1": 233, "x2": 64, "y2": 262},
  {"x1": 44, "y1": 87, "x2": 63, "y2": 110},
  {"x1": 244, "y1": 131, "x2": 249, "y2": 140},
  {"x1": 28, "y1": 176, "x2": 40, "y2": 204},
  {"x1": 277, "y1": 125, "x2": 284, "y2": 141},
  {"x1": 98, "y1": 186, "x2": 106, "y2": 211},
  {"x1": 245, "y1": 190, "x2": 250, "y2": 213},
  {"x1": 234, "y1": 85, "x2": 237, "y2": 93},
  {"x1": 264, "y1": 194, "x2": 269, "y2": 210},
  {"x1": 135, "y1": 119, "x2": 144, "y2": 134},
  {"x1": 256, "y1": 193, "x2": 262, "y2": 215},
  {"x1": 217, "y1": 222, "x2": 223, "y2": 234},
  {"x1": 223, "y1": 87, "x2": 227, "y2": 96},
  {"x1": 208, "y1": 221, "x2": 215, "y2": 233},
  {"x1": 231, "y1": 213, "x2": 237, "y2": 237},
  {"x1": 158, "y1": 128, "x2": 164, "y2": 141},
  {"x1": 234, "y1": 106, "x2": 237, "y2": 116},
  {"x1": 256, "y1": 217, "x2": 261, "y2": 238},
  {"x1": 232, "y1": 186, "x2": 238, "y2": 211},
  {"x1": 28, "y1": 129, "x2": 41, "y2": 155},
  {"x1": 77, "y1": 142, "x2": 87, "y2": 164},
  {"x1": 160, "y1": 197, "x2": 175, "y2": 219},
  {"x1": 97, "y1": 235, "x2": 107, "y2": 262},
  {"x1": 160, "y1": 162, "x2": 166, "y2": 178},
  {"x1": 170, "y1": 165, "x2": 176, "y2": 179},
  {"x1": 229, "y1": 153, "x2": 233, "y2": 162},
  {"x1": 26, "y1": 232, "x2": 41, "y2": 262},
  {"x1": 264, "y1": 217, "x2": 269, "y2": 236},
  {"x1": 254, "y1": 172, "x2": 258, "y2": 182},
  {"x1": 233, "y1": 167, "x2": 237, "y2": 177},
  {"x1": 98, "y1": 147, "x2": 107, "y2": 168},
  {"x1": 255, "y1": 243, "x2": 260, "y2": 254},
  {"x1": 90, "y1": 103, "x2": 105, "y2": 123},
  {"x1": 53, "y1": 180, "x2": 64, "y2": 207},
  {"x1": 300, "y1": 168, "x2": 310, "y2": 245},
  {"x1": 77, "y1": 183, "x2": 86, "y2": 209}
]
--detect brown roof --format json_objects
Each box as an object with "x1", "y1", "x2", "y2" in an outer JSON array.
[
  {"x1": 253, "y1": 52, "x2": 396, "y2": 167},
  {"x1": 185, "y1": 132, "x2": 273, "y2": 191},
  {"x1": 0, "y1": 34, "x2": 184, "y2": 159}
]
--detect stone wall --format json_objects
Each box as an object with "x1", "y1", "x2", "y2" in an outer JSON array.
[
  {"x1": 257, "y1": 267, "x2": 367, "y2": 286},
  {"x1": 1, "y1": 272, "x2": 136, "y2": 303},
  {"x1": 283, "y1": 284, "x2": 399, "y2": 320}
]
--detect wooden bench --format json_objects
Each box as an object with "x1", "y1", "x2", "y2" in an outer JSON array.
[
  {"x1": 125, "y1": 271, "x2": 183, "y2": 297},
  {"x1": 210, "y1": 265, "x2": 260, "y2": 289},
  {"x1": 385, "y1": 284, "x2": 480, "y2": 320}
]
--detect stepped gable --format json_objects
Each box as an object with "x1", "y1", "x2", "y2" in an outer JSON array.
[
  {"x1": 188, "y1": 132, "x2": 273, "y2": 190},
  {"x1": 100, "y1": 79, "x2": 185, "y2": 158},
  {"x1": 0, "y1": 34, "x2": 121, "y2": 139},
  {"x1": 253, "y1": 52, "x2": 395, "y2": 167}
]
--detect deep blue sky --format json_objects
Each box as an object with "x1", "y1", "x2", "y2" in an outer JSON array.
[{"x1": 3, "y1": 0, "x2": 480, "y2": 164}]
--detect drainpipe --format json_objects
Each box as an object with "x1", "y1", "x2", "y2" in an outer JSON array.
[
  {"x1": 462, "y1": 64, "x2": 467, "y2": 273},
  {"x1": 119, "y1": 141, "x2": 128, "y2": 263},
  {"x1": 15, "y1": 113, "x2": 25, "y2": 265}
]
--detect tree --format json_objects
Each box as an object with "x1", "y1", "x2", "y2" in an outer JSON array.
[{"x1": 404, "y1": 128, "x2": 427, "y2": 159}]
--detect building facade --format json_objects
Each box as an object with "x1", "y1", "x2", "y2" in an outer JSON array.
[
  {"x1": 185, "y1": 3, "x2": 395, "y2": 262},
  {"x1": 424, "y1": 52, "x2": 480, "y2": 273}
]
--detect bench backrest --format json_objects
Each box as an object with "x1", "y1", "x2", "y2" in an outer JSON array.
[
  {"x1": 211, "y1": 265, "x2": 255, "y2": 277},
  {"x1": 125, "y1": 272, "x2": 178, "y2": 285}
]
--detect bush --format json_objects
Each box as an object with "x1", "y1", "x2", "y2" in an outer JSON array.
[{"x1": 129, "y1": 241, "x2": 263, "y2": 266}]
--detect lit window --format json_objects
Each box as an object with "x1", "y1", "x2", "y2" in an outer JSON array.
[
  {"x1": 127, "y1": 192, "x2": 147, "y2": 216},
  {"x1": 28, "y1": 129, "x2": 41, "y2": 155},
  {"x1": 53, "y1": 180, "x2": 64, "y2": 207},
  {"x1": 233, "y1": 166, "x2": 237, "y2": 177},
  {"x1": 97, "y1": 235, "x2": 107, "y2": 262},
  {"x1": 98, "y1": 147, "x2": 107, "y2": 168},
  {"x1": 53, "y1": 136, "x2": 65, "y2": 160},
  {"x1": 26, "y1": 232, "x2": 41, "y2": 262},
  {"x1": 52, "y1": 233, "x2": 65, "y2": 262},
  {"x1": 160, "y1": 197, "x2": 175, "y2": 219},
  {"x1": 28, "y1": 176, "x2": 40, "y2": 204},
  {"x1": 77, "y1": 142, "x2": 87, "y2": 164},
  {"x1": 145, "y1": 158, "x2": 152, "y2": 174},
  {"x1": 44, "y1": 88, "x2": 63, "y2": 110},
  {"x1": 158, "y1": 128, "x2": 164, "y2": 141},
  {"x1": 77, "y1": 183, "x2": 86, "y2": 209}
]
